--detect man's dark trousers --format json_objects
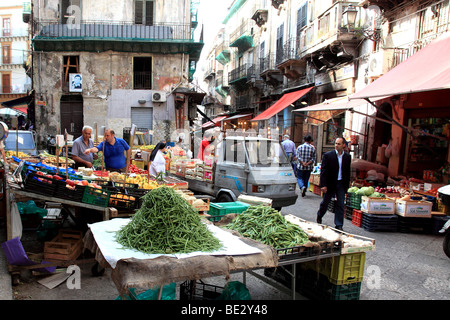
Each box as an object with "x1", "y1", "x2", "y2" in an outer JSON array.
[{"x1": 317, "y1": 180, "x2": 346, "y2": 228}]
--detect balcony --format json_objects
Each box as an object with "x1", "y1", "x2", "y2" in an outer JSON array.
[
  {"x1": 215, "y1": 41, "x2": 230, "y2": 65},
  {"x1": 251, "y1": 2, "x2": 268, "y2": 27},
  {"x1": 0, "y1": 28, "x2": 28, "y2": 39},
  {"x1": 275, "y1": 38, "x2": 306, "y2": 79},
  {"x1": 215, "y1": 70, "x2": 229, "y2": 97},
  {"x1": 259, "y1": 53, "x2": 283, "y2": 86},
  {"x1": 246, "y1": 64, "x2": 264, "y2": 89},
  {"x1": 0, "y1": 54, "x2": 28, "y2": 70},
  {"x1": 271, "y1": 0, "x2": 285, "y2": 9},
  {"x1": 229, "y1": 64, "x2": 248, "y2": 88},
  {"x1": 297, "y1": 2, "x2": 362, "y2": 61},
  {"x1": 204, "y1": 66, "x2": 215, "y2": 81},
  {"x1": 235, "y1": 95, "x2": 250, "y2": 110},
  {"x1": 32, "y1": 21, "x2": 204, "y2": 60},
  {"x1": 229, "y1": 20, "x2": 254, "y2": 52}
]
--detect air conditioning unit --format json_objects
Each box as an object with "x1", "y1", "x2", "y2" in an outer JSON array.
[
  {"x1": 367, "y1": 51, "x2": 384, "y2": 78},
  {"x1": 152, "y1": 90, "x2": 166, "y2": 102}
]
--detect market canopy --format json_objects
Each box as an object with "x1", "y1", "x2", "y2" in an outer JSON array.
[
  {"x1": 251, "y1": 87, "x2": 313, "y2": 121},
  {"x1": 201, "y1": 115, "x2": 228, "y2": 128},
  {"x1": 350, "y1": 32, "x2": 450, "y2": 100}
]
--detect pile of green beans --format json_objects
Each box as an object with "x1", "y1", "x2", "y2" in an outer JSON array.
[
  {"x1": 115, "y1": 186, "x2": 222, "y2": 254},
  {"x1": 224, "y1": 205, "x2": 310, "y2": 249}
]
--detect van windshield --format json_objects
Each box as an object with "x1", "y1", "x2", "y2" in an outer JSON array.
[
  {"x1": 245, "y1": 140, "x2": 290, "y2": 167},
  {"x1": 4, "y1": 132, "x2": 35, "y2": 150}
]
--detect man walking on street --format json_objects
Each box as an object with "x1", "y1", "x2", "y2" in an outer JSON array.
[
  {"x1": 316, "y1": 137, "x2": 351, "y2": 230},
  {"x1": 296, "y1": 135, "x2": 316, "y2": 197},
  {"x1": 281, "y1": 134, "x2": 297, "y2": 176}
]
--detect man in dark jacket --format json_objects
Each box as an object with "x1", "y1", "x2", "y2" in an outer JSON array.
[{"x1": 316, "y1": 137, "x2": 351, "y2": 230}]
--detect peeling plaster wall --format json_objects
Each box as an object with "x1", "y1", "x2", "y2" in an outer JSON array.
[{"x1": 33, "y1": 50, "x2": 188, "y2": 146}]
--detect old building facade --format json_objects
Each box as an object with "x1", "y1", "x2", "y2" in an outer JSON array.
[
  {"x1": 30, "y1": 0, "x2": 203, "y2": 147},
  {"x1": 199, "y1": 0, "x2": 450, "y2": 178}
]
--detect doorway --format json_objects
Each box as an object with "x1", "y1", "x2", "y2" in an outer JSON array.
[{"x1": 60, "y1": 95, "x2": 83, "y2": 138}]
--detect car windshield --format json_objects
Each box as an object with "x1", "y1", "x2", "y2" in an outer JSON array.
[
  {"x1": 4, "y1": 132, "x2": 35, "y2": 150},
  {"x1": 245, "y1": 140, "x2": 290, "y2": 167}
]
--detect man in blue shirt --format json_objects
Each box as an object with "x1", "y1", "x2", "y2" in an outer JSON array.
[
  {"x1": 84, "y1": 129, "x2": 131, "y2": 172},
  {"x1": 281, "y1": 134, "x2": 296, "y2": 176}
]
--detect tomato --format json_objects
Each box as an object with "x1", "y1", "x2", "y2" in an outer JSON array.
[{"x1": 66, "y1": 179, "x2": 76, "y2": 187}]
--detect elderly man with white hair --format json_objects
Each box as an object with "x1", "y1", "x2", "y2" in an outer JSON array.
[{"x1": 71, "y1": 125, "x2": 98, "y2": 168}]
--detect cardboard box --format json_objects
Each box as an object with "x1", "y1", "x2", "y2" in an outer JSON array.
[
  {"x1": 204, "y1": 170, "x2": 214, "y2": 182},
  {"x1": 395, "y1": 199, "x2": 432, "y2": 218},
  {"x1": 204, "y1": 156, "x2": 214, "y2": 169},
  {"x1": 423, "y1": 183, "x2": 445, "y2": 192},
  {"x1": 312, "y1": 174, "x2": 320, "y2": 186},
  {"x1": 360, "y1": 196, "x2": 396, "y2": 214},
  {"x1": 409, "y1": 182, "x2": 424, "y2": 191}
]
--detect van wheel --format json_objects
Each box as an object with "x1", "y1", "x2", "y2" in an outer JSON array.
[{"x1": 217, "y1": 193, "x2": 233, "y2": 202}]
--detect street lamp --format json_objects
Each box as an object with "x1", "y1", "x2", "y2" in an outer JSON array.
[
  {"x1": 342, "y1": 4, "x2": 381, "y2": 42},
  {"x1": 342, "y1": 4, "x2": 358, "y2": 32}
]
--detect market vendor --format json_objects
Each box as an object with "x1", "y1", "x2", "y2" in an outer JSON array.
[
  {"x1": 149, "y1": 141, "x2": 167, "y2": 177},
  {"x1": 84, "y1": 128, "x2": 131, "y2": 172},
  {"x1": 71, "y1": 125, "x2": 98, "y2": 168},
  {"x1": 197, "y1": 129, "x2": 215, "y2": 161}
]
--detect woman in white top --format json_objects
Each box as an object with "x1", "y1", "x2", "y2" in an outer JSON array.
[{"x1": 149, "y1": 142, "x2": 167, "y2": 177}]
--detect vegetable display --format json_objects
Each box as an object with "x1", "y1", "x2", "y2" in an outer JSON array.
[
  {"x1": 115, "y1": 186, "x2": 222, "y2": 254},
  {"x1": 224, "y1": 205, "x2": 310, "y2": 249}
]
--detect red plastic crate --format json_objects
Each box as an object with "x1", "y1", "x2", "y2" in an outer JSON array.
[{"x1": 352, "y1": 209, "x2": 362, "y2": 227}]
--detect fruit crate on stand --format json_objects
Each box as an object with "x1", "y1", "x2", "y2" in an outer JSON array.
[
  {"x1": 346, "y1": 193, "x2": 362, "y2": 210},
  {"x1": 82, "y1": 187, "x2": 111, "y2": 207}
]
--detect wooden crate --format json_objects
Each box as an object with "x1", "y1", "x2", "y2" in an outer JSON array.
[
  {"x1": 193, "y1": 197, "x2": 210, "y2": 212},
  {"x1": 44, "y1": 230, "x2": 83, "y2": 261},
  {"x1": 360, "y1": 196, "x2": 396, "y2": 214}
]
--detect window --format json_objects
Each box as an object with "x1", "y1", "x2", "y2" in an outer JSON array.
[
  {"x1": 276, "y1": 23, "x2": 284, "y2": 63},
  {"x1": 2, "y1": 18, "x2": 11, "y2": 36},
  {"x1": 62, "y1": 56, "x2": 80, "y2": 91},
  {"x1": 135, "y1": 0, "x2": 154, "y2": 26},
  {"x1": 1, "y1": 44, "x2": 11, "y2": 64},
  {"x1": 133, "y1": 57, "x2": 152, "y2": 90},
  {"x1": 297, "y1": 3, "x2": 308, "y2": 33},
  {"x1": 61, "y1": 0, "x2": 81, "y2": 24}
]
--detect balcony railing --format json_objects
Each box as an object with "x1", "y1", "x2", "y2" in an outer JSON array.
[
  {"x1": 0, "y1": 84, "x2": 31, "y2": 94},
  {"x1": 229, "y1": 63, "x2": 248, "y2": 83},
  {"x1": 297, "y1": 2, "x2": 357, "y2": 57},
  {"x1": 229, "y1": 20, "x2": 254, "y2": 51},
  {"x1": 276, "y1": 37, "x2": 299, "y2": 65},
  {"x1": 259, "y1": 53, "x2": 278, "y2": 73},
  {"x1": 1, "y1": 54, "x2": 28, "y2": 66},
  {"x1": 33, "y1": 21, "x2": 194, "y2": 41},
  {"x1": 1, "y1": 28, "x2": 28, "y2": 38},
  {"x1": 133, "y1": 71, "x2": 152, "y2": 90},
  {"x1": 215, "y1": 70, "x2": 229, "y2": 88},
  {"x1": 235, "y1": 95, "x2": 249, "y2": 110}
]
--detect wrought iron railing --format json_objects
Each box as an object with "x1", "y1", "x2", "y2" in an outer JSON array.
[
  {"x1": 33, "y1": 21, "x2": 194, "y2": 41},
  {"x1": 229, "y1": 63, "x2": 248, "y2": 83}
]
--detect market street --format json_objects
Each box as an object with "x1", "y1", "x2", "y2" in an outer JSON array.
[{"x1": 1, "y1": 187, "x2": 448, "y2": 301}]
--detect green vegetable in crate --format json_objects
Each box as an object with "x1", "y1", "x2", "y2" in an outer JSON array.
[
  {"x1": 347, "y1": 187, "x2": 359, "y2": 193},
  {"x1": 115, "y1": 186, "x2": 222, "y2": 254},
  {"x1": 223, "y1": 205, "x2": 310, "y2": 249}
]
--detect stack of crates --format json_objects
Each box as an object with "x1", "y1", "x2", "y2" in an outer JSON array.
[
  {"x1": 298, "y1": 252, "x2": 366, "y2": 300},
  {"x1": 345, "y1": 193, "x2": 363, "y2": 220}
]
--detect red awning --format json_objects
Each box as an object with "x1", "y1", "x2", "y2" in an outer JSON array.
[
  {"x1": 350, "y1": 32, "x2": 450, "y2": 100},
  {"x1": 13, "y1": 106, "x2": 28, "y2": 114},
  {"x1": 202, "y1": 115, "x2": 228, "y2": 128},
  {"x1": 251, "y1": 87, "x2": 313, "y2": 121}
]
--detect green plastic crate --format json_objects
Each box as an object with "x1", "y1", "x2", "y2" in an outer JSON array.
[
  {"x1": 299, "y1": 268, "x2": 361, "y2": 300},
  {"x1": 82, "y1": 187, "x2": 111, "y2": 207},
  {"x1": 207, "y1": 201, "x2": 250, "y2": 222},
  {"x1": 301, "y1": 252, "x2": 366, "y2": 285},
  {"x1": 346, "y1": 193, "x2": 363, "y2": 209}
]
